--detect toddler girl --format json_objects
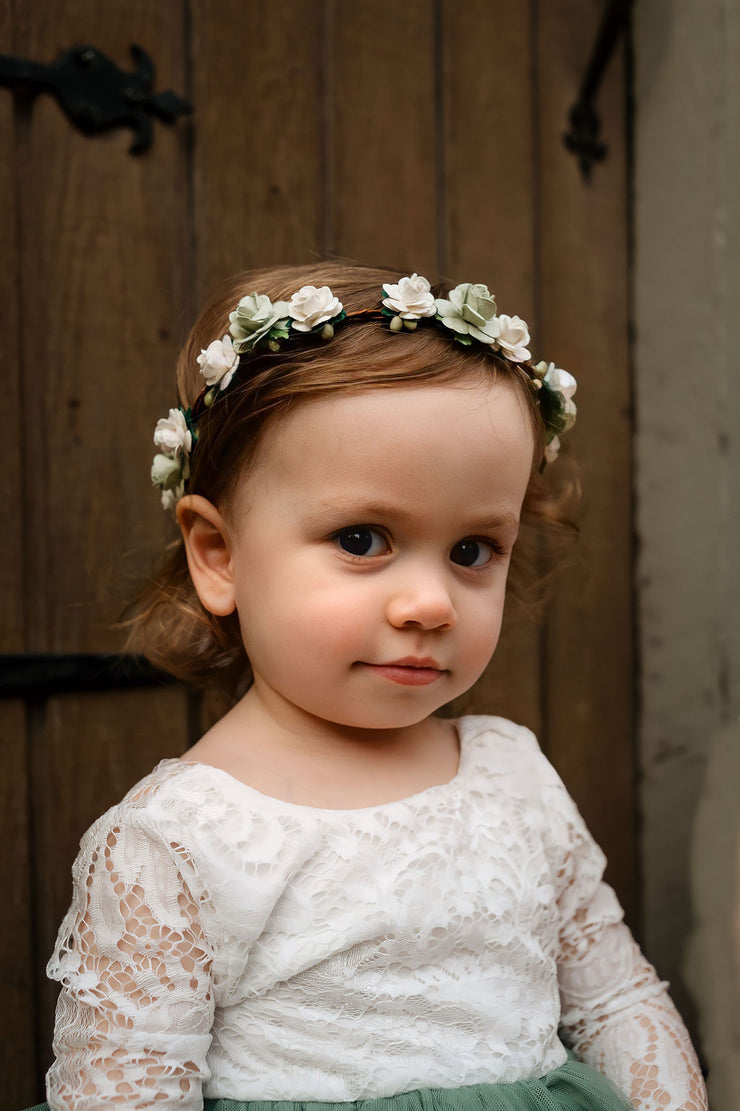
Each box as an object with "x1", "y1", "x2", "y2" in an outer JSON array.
[{"x1": 38, "y1": 264, "x2": 707, "y2": 1111}]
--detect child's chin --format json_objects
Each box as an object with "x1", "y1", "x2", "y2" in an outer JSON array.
[{"x1": 329, "y1": 702, "x2": 449, "y2": 732}]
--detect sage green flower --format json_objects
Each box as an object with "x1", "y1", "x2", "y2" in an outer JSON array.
[
  {"x1": 228, "y1": 292, "x2": 290, "y2": 353},
  {"x1": 434, "y1": 283, "x2": 500, "y2": 344}
]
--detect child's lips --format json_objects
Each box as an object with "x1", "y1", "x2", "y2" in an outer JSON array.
[{"x1": 361, "y1": 658, "x2": 446, "y2": 686}]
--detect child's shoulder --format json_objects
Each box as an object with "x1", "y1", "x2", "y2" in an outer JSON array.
[
  {"x1": 458, "y1": 714, "x2": 581, "y2": 811},
  {"x1": 120, "y1": 755, "x2": 205, "y2": 808},
  {"x1": 460, "y1": 715, "x2": 606, "y2": 872},
  {"x1": 75, "y1": 758, "x2": 221, "y2": 863},
  {"x1": 101, "y1": 756, "x2": 207, "y2": 820},
  {"x1": 459, "y1": 714, "x2": 551, "y2": 773}
]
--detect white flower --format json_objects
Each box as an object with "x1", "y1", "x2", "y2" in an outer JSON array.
[
  {"x1": 382, "y1": 273, "x2": 436, "y2": 319},
  {"x1": 153, "y1": 408, "x2": 192, "y2": 457},
  {"x1": 544, "y1": 436, "x2": 561, "y2": 464},
  {"x1": 542, "y1": 362, "x2": 577, "y2": 401},
  {"x1": 540, "y1": 363, "x2": 577, "y2": 434},
  {"x1": 434, "y1": 283, "x2": 500, "y2": 344},
  {"x1": 197, "y1": 334, "x2": 239, "y2": 391},
  {"x1": 496, "y1": 314, "x2": 531, "y2": 362},
  {"x1": 229, "y1": 292, "x2": 290, "y2": 352},
  {"x1": 150, "y1": 452, "x2": 183, "y2": 487},
  {"x1": 288, "y1": 285, "x2": 343, "y2": 332},
  {"x1": 151, "y1": 450, "x2": 188, "y2": 510},
  {"x1": 560, "y1": 396, "x2": 577, "y2": 432}
]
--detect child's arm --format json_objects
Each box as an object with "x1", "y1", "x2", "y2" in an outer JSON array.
[
  {"x1": 45, "y1": 808, "x2": 215, "y2": 1110},
  {"x1": 558, "y1": 893, "x2": 707, "y2": 1110},
  {"x1": 552, "y1": 805, "x2": 708, "y2": 1110}
]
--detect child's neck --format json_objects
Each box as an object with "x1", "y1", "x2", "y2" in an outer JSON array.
[{"x1": 183, "y1": 690, "x2": 460, "y2": 810}]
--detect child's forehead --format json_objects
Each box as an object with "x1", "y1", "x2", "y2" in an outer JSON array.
[
  {"x1": 238, "y1": 381, "x2": 534, "y2": 515},
  {"x1": 269, "y1": 380, "x2": 529, "y2": 455}
]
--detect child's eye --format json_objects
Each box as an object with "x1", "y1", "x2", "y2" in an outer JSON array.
[
  {"x1": 334, "y1": 527, "x2": 389, "y2": 557},
  {"x1": 450, "y1": 538, "x2": 497, "y2": 568}
]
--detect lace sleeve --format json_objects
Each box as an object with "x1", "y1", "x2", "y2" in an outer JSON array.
[
  {"x1": 551, "y1": 783, "x2": 709, "y2": 1111},
  {"x1": 45, "y1": 808, "x2": 215, "y2": 1110}
]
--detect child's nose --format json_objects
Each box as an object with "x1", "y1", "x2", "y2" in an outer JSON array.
[{"x1": 385, "y1": 566, "x2": 457, "y2": 631}]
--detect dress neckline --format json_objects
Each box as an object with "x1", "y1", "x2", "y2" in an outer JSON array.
[{"x1": 164, "y1": 718, "x2": 469, "y2": 816}]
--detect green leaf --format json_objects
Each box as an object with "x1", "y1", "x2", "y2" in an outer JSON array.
[{"x1": 183, "y1": 407, "x2": 199, "y2": 441}]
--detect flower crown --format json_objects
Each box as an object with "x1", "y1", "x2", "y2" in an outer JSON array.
[{"x1": 151, "y1": 274, "x2": 577, "y2": 510}]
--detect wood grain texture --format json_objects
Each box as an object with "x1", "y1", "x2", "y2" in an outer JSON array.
[
  {"x1": 441, "y1": 0, "x2": 543, "y2": 735},
  {"x1": 190, "y1": 0, "x2": 324, "y2": 302},
  {"x1": 14, "y1": 2, "x2": 192, "y2": 654},
  {"x1": 0, "y1": 705, "x2": 36, "y2": 1107},
  {"x1": 535, "y1": 0, "x2": 635, "y2": 915},
  {"x1": 0, "y1": 4, "x2": 24, "y2": 658},
  {"x1": 0, "y1": 0, "x2": 37, "y2": 1101},
  {"x1": 328, "y1": 0, "x2": 438, "y2": 274},
  {"x1": 10, "y1": 2, "x2": 195, "y2": 1087}
]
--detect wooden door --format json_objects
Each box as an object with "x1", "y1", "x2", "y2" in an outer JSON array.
[{"x1": 0, "y1": 2, "x2": 630, "y2": 1105}]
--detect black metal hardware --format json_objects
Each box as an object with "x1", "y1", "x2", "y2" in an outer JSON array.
[
  {"x1": 0, "y1": 43, "x2": 191, "y2": 154},
  {"x1": 563, "y1": 0, "x2": 632, "y2": 180},
  {"x1": 0, "y1": 654, "x2": 178, "y2": 698}
]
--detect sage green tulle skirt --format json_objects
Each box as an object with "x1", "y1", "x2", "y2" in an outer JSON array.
[{"x1": 26, "y1": 1053, "x2": 634, "y2": 1111}]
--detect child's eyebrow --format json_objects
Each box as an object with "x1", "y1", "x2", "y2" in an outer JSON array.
[
  {"x1": 314, "y1": 499, "x2": 415, "y2": 524},
  {"x1": 471, "y1": 513, "x2": 521, "y2": 534},
  {"x1": 314, "y1": 499, "x2": 520, "y2": 532}
]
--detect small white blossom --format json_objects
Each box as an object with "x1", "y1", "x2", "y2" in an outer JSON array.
[
  {"x1": 560, "y1": 396, "x2": 577, "y2": 433},
  {"x1": 496, "y1": 314, "x2": 531, "y2": 362},
  {"x1": 542, "y1": 362, "x2": 577, "y2": 400},
  {"x1": 150, "y1": 452, "x2": 182, "y2": 487},
  {"x1": 544, "y1": 436, "x2": 561, "y2": 464},
  {"x1": 434, "y1": 283, "x2": 500, "y2": 344},
  {"x1": 229, "y1": 292, "x2": 290, "y2": 352},
  {"x1": 151, "y1": 449, "x2": 188, "y2": 510},
  {"x1": 153, "y1": 408, "x2": 192, "y2": 457},
  {"x1": 289, "y1": 285, "x2": 343, "y2": 332},
  {"x1": 540, "y1": 363, "x2": 578, "y2": 435},
  {"x1": 197, "y1": 334, "x2": 239, "y2": 391},
  {"x1": 160, "y1": 486, "x2": 181, "y2": 511},
  {"x1": 382, "y1": 273, "x2": 436, "y2": 319}
]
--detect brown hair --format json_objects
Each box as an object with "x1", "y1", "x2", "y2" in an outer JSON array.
[{"x1": 121, "y1": 262, "x2": 577, "y2": 701}]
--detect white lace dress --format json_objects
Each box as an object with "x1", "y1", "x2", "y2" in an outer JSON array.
[{"x1": 45, "y1": 716, "x2": 707, "y2": 1111}]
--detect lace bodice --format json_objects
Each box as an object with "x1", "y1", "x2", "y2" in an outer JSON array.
[{"x1": 46, "y1": 716, "x2": 707, "y2": 1110}]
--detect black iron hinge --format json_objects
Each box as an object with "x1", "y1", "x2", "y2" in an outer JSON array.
[
  {"x1": 0, "y1": 43, "x2": 191, "y2": 154},
  {"x1": 563, "y1": 0, "x2": 633, "y2": 180},
  {"x1": 0, "y1": 653, "x2": 178, "y2": 698}
]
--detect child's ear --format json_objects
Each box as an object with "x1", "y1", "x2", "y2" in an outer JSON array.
[{"x1": 176, "y1": 495, "x2": 236, "y2": 616}]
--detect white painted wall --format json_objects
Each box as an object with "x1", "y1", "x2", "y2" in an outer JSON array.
[{"x1": 634, "y1": 1, "x2": 740, "y2": 1104}]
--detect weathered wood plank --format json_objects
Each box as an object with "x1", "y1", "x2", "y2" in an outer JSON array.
[
  {"x1": 328, "y1": 0, "x2": 438, "y2": 275},
  {"x1": 14, "y1": 2, "x2": 192, "y2": 653},
  {"x1": 190, "y1": 0, "x2": 324, "y2": 302},
  {"x1": 0, "y1": 707, "x2": 36, "y2": 1105},
  {"x1": 535, "y1": 0, "x2": 634, "y2": 915},
  {"x1": 0, "y1": 0, "x2": 36, "y2": 1101},
  {"x1": 441, "y1": 0, "x2": 542, "y2": 735},
  {"x1": 12, "y1": 1, "x2": 194, "y2": 1083}
]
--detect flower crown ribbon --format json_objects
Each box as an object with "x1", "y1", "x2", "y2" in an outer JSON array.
[{"x1": 152, "y1": 276, "x2": 577, "y2": 509}]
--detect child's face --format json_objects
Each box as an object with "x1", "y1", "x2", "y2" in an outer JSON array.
[{"x1": 226, "y1": 380, "x2": 534, "y2": 732}]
